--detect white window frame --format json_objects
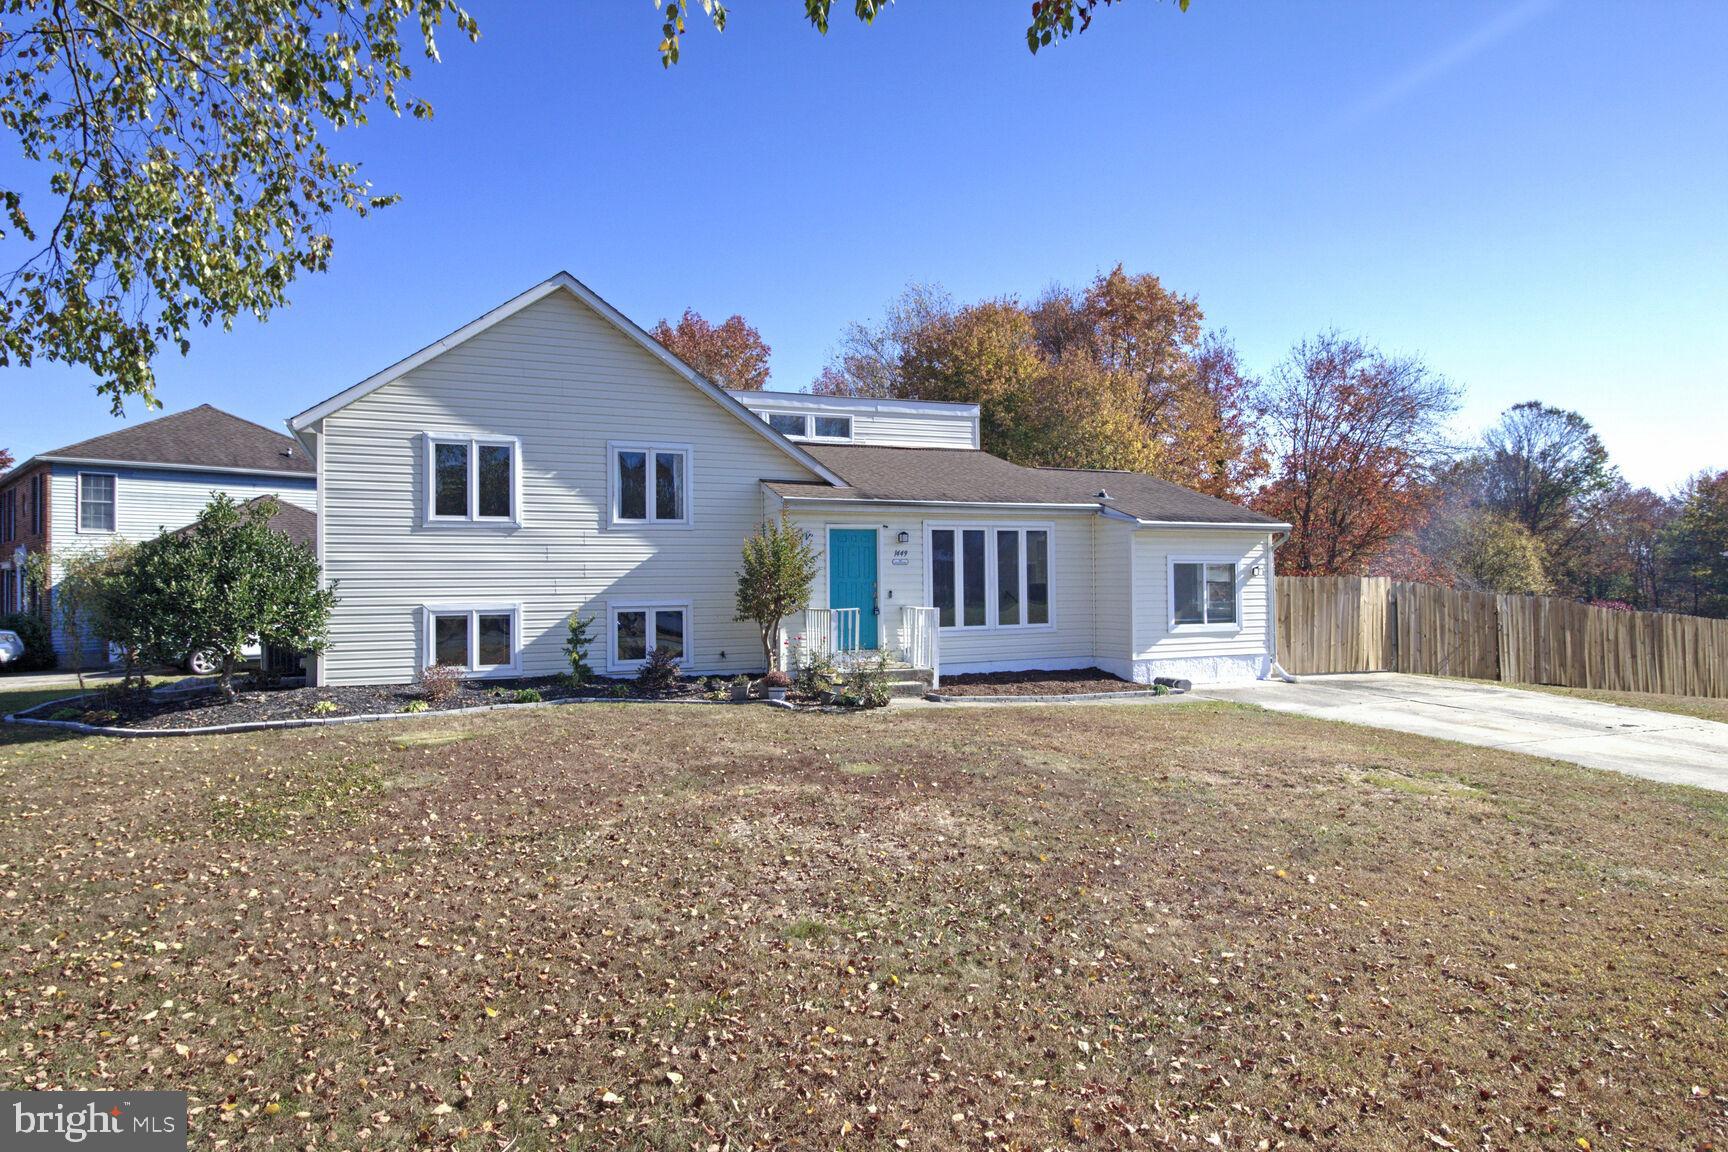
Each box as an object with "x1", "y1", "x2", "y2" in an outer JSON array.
[
  {"x1": 422, "y1": 603, "x2": 522, "y2": 675},
  {"x1": 607, "y1": 442, "x2": 694, "y2": 529},
  {"x1": 924, "y1": 521, "x2": 1057, "y2": 633},
  {"x1": 423, "y1": 433, "x2": 522, "y2": 526},
  {"x1": 605, "y1": 599, "x2": 692, "y2": 673},
  {"x1": 808, "y1": 414, "x2": 854, "y2": 442},
  {"x1": 76, "y1": 471, "x2": 118, "y2": 534},
  {"x1": 764, "y1": 412, "x2": 809, "y2": 438},
  {"x1": 1168, "y1": 557, "x2": 1242, "y2": 632}
]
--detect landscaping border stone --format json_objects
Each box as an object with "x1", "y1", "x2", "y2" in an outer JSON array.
[
  {"x1": 922, "y1": 688, "x2": 1188, "y2": 705},
  {"x1": 2, "y1": 691, "x2": 751, "y2": 739}
]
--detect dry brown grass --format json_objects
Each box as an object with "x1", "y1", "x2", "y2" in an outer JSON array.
[
  {"x1": 1510, "y1": 682, "x2": 1728, "y2": 726},
  {"x1": 1, "y1": 701, "x2": 1724, "y2": 1150}
]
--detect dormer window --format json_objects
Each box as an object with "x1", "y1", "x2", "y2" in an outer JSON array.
[{"x1": 762, "y1": 411, "x2": 852, "y2": 441}]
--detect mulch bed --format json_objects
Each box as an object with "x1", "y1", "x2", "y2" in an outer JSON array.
[
  {"x1": 934, "y1": 667, "x2": 1150, "y2": 697},
  {"x1": 18, "y1": 674, "x2": 710, "y2": 731}
]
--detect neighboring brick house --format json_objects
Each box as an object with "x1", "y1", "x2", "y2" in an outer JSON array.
[{"x1": 0, "y1": 405, "x2": 317, "y2": 666}]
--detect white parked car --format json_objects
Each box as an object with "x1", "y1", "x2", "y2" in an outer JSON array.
[{"x1": 0, "y1": 629, "x2": 24, "y2": 667}]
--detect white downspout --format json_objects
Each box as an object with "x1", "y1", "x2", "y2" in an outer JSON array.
[{"x1": 1264, "y1": 530, "x2": 1297, "y2": 683}]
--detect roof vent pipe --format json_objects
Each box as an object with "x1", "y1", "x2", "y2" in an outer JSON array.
[{"x1": 1096, "y1": 489, "x2": 1111, "y2": 500}]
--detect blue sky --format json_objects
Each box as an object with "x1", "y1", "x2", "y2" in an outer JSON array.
[{"x1": 5, "y1": 1, "x2": 1725, "y2": 490}]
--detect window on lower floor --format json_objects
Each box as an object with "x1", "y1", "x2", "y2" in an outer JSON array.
[
  {"x1": 609, "y1": 602, "x2": 688, "y2": 668},
  {"x1": 929, "y1": 525, "x2": 1051, "y2": 630},
  {"x1": 78, "y1": 472, "x2": 116, "y2": 533},
  {"x1": 425, "y1": 606, "x2": 519, "y2": 672},
  {"x1": 1171, "y1": 561, "x2": 1238, "y2": 627}
]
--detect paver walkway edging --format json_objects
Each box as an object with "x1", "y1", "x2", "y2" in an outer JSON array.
[{"x1": 923, "y1": 688, "x2": 1186, "y2": 705}]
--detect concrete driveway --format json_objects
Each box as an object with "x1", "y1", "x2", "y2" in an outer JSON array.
[{"x1": 1196, "y1": 673, "x2": 1728, "y2": 793}]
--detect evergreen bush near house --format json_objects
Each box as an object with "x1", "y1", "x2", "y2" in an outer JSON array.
[
  {"x1": 563, "y1": 613, "x2": 597, "y2": 686},
  {"x1": 734, "y1": 516, "x2": 820, "y2": 671},
  {"x1": 0, "y1": 611, "x2": 55, "y2": 672},
  {"x1": 512, "y1": 688, "x2": 542, "y2": 704}
]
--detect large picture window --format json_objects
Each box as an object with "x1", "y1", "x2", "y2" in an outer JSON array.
[
  {"x1": 425, "y1": 434, "x2": 518, "y2": 524},
  {"x1": 928, "y1": 524, "x2": 1052, "y2": 631},
  {"x1": 608, "y1": 601, "x2": 689, "y2": 670},
  {"x1": 424, "y1": 604, "x2": 519, "y2": 673},
  {"x1": 610, "y1": 443, "x2": 691, "y2": 526},
  {"x1": 1170, "y1": 560, "x2": 1239, "y2": 628},
  {"x1": 78, "y1": 472, "x2": 116, "y2": 533}
]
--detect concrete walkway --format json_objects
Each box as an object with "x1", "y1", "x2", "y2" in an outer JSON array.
[{"x1": 1196, "y1": 673, "x2": 1728, "y2": 793}]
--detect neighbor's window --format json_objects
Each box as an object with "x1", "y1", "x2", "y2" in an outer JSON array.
[
  {"x1": 78, "y1": 473, "x2": 116, "y2": 533},
  {"x1": 611, "y1": 444, "x2": 690, "y2": 525},
  {"x1": 610, "y1": 603, "x2": 687, "y2": 668},
  {"x1": 930, "y1": 525, "x2": 1052, "y2": 630},
  {"x1": 766, "y1": 413, "x2": 807, "y2": 437},
  {"x1": 812, "y1": 415, "x2": 852, "y2": 440},
  {"x1": 1172, "y1": 561, "x2": 1238, "y2": 627},
  {"x1": 426, "y1": 606, "x2": 518, "y2": 672},
  {"x1": 427, "y1": 435, "x2": 517, "y2": 523}
]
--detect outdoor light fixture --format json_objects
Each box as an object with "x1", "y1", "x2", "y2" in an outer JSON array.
[{"x1": 897, "y1": 530, "x2": 910, "y2": 544}]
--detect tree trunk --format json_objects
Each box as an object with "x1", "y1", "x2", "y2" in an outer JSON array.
[
  {"x1": 760, "y1": 617, "x2": 779, "y2": 671},
  {"x1": 219, "y1": 653, "x2": 237, "y2": 703}
]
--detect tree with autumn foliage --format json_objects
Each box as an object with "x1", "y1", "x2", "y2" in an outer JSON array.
[
  {"x1": 649, "y1": 308, "x2": 772, "y2": 391},
  {"x1": 1252, "y1": 332, "x2": 1458, "y2": 576},
  {"x1": 0, "y1": 447, "x2": 12, "y2": 473}
]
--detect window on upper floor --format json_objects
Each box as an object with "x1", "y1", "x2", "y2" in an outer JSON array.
[
  {"x1": 610, "y1": 443, "x2": 690, "y2": 527},
  {"x1": 928, "y1": 524, "x2": 1051, "y2": 631},
  {"x1": 1170, "y1": 560, "x2": 1238, "y2": 628},
  {"x1": 812, "y1": 415, "x2": 852, "y2": 440},
  {"x1": 762, "y1": 411, "x2": 852, "y2": 441},
  {"x1": 1, "y1": 489, "x2": 12, "y2": 543},
  {"x1": 766, "y1": 413, "x2": 806, "y2": 437},
  {"x1": 425, "y1": 435, "x2": 518, "y2": 524},
  {"x1": 78, "y1": 473, "x2": 116, "y2": 533}
]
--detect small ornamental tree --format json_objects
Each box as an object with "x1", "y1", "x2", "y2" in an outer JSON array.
[
  {"x1": 127, "y1": 494, "x2": 337, "y2": 701},
  {"x1": 563, "y1": 613, "x2": 597, "y2": 686},
  {"x1": 734, "y1": 517, "x2": 820, "y2": 671},
  {"x1": 53, "y1": 539, "x2": 136, "y2": 688}
]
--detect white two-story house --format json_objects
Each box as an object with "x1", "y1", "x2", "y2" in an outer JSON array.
[
  {"x1": 288, "y1": 273, "x2": 1289, "y2": 688},
  {"x1": 1, "y1": 405, "x2": 318, "y2": 666}
]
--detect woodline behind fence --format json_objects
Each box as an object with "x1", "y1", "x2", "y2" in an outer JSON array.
[{"x1": 1276, "y1": 577, "x2": 1728, "y2": 699}]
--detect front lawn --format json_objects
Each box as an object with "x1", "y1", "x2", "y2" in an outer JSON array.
[{"x1": 1, "y1": 702, "x2": 1723, "y2": 1149}]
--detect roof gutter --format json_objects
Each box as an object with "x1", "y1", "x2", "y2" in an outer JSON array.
[{"x1": 33, "y1": 455, "x2": 314, "y2": 481}]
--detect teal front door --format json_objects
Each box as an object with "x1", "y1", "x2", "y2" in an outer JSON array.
[{"x1": 828, "y1": 528, "x2": 879, "y2": 650}]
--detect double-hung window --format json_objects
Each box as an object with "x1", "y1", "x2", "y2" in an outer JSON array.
[
  {"x1": 78, "y1": 473, "x2": 116, "y2": 533},
  {"x1": 425, "y1": 605, "x2": 519, "y2": 673},
  {"x1": 928, "y1": 524, "x2": 1052, "y2": 630},
  {"x1": 610, "y1": 443, "x2": 691, "y2": 527},
  {"x1": 1170, "y1": 560, "x2": 1239, "y2": 628},
  {"x1": 608, "y1": 601, "x2": 688, "y2": 670},
  {"x1": 425, "y1": 434, "x2": 518, "y2": 524}
]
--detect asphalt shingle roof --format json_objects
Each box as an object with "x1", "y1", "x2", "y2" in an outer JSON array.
[
  {"x1": 168, "y1": 496, "x2": 316, "y2": 549},
  {"x1": 34, "y1": 404, "x2": 313, "y2": 475},
  {"x1": 766, "y1": 444, "x2": 1284, "y2": 527}
]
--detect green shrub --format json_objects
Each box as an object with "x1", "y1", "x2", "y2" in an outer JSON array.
[
  {"x1": 636, "y1": 646, "x2": 681, "y2": 694},
  {"x1": 846, "y1": 652, "x2": 894, "y2": 709},
  {"x1": 0, "y1": 612, "x2": 55, "y2": 671},
  {"x1": 48, "y1": 707, "x2": 82, "y2": 721},
  {"x1": 80, "y1": 709, "x2": 120, "y2": 726},
  {"x1": 563, "y1": 613, "x2": 597, "y2": 686},
  {"x1": 310, "y1": 699, "x2": 339, "y2": 715},
  {"x1": 512, "y1": 688, "x2": 542, "y2": 704},
  {"x1": 794, "y1": 651, "x2": 838, "y2": 698},
  {"x1": 401, "y1": 700, "x2": 429, "y2": 713}
]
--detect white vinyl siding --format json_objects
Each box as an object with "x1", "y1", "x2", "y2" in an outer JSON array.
[
  {"x1": 315, "y1": 290, "x2": 822, "y2": 686},
  {"x1": 729, "y1": 391, "x2": 979, "y2": 449},
  {"x1": 1133, "y1": 530, "x2": 1272, "y2": 664}
]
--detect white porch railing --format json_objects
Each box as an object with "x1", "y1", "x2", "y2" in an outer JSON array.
[
  {"x1": 899, "y1": 605, "x2": 940, "y2": 688},
  {"x1": 802, "y1": 607, "x2": 863, "y2": 666}
]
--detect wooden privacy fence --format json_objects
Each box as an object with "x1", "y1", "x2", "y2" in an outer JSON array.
[{"x1": 1276, "y1": 577, "x2": 1728, "y2": 699}]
